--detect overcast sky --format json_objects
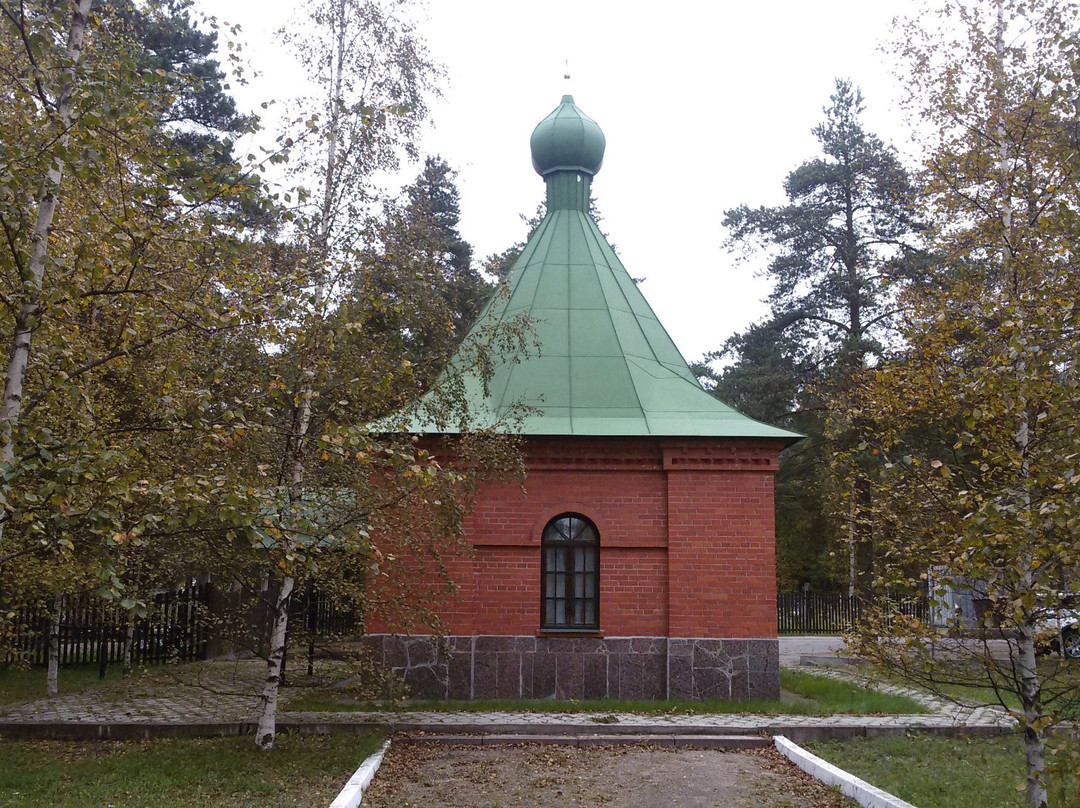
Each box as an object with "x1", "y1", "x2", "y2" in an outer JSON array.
[{"x1": 203, "y1": 0, "x2": 917, "y2": 363}]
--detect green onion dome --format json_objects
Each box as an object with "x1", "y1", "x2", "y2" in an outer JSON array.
[{"x1": 530, "y1": 94, "x2": 606, "y2": 177}]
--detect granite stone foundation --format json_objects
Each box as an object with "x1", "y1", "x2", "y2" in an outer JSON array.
[{"x1": 362, "y1": 635, "x2": 779, "y2": 701}]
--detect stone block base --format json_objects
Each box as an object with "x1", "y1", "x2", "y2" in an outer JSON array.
[{"x1": 361, "y1": 635, "x2": 779, "y2": 701}]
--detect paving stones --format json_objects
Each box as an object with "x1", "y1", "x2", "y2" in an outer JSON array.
[
  {"x1": 0, "y1": 652, "x2": 1016, "y2": 741},
  {"x1": 0, "y1": 659, "x2": 265, "y2": 724}
]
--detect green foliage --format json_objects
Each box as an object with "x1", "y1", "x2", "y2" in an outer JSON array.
[
  {"x1": 403, "y1": 154, "x2": 489, "y2": 341},
  {"x1": 234, "y1": 0, "x2": 527, "y2": 749},
  {"x1": 0, "y1": 0, "x2": 270, "y2": 599},
  {"x1": 0, "y1": 0, "x2": 524, "y2": 737},
  {"x1": 833, "y1": 2, "x2": 1080, "y2": 804},
  {"x1": 114, "y1": 0, "x2": 249, "y2": 131},
  {"x1": 333, "y1": 155, "x2": 495, "y2": 400},
  {"x1": 721, "y1": 79, "x2": 921, "y2": 374}
]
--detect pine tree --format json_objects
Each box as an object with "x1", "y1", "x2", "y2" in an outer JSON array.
[
  {"x1": 711, "y1": 79, "x2": 924, "y2": 593},
  {"x1": 404, "y1": 155, "x2": 491, "y2": 339}
]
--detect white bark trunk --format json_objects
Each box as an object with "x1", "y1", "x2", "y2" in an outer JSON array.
[
  {"x1": 255, "y1": 574, "x2": 294, "y2": 749},
  {"x1": 122, "y1": 619, "x2": 134, "y2": 678},
  {"x1": 46, "y1": 593, "x2": 62, "y2": 697},
  {"x1": 253, "y1": 0, "x2": 344, "y2": 750},
  {"x1": 0, "y1": 0, "x2": 93, "y2": 464},
  {"x1": 0, "y1": 1, "x2": 95, "y2": 557},
  {"x1": 989, "y1": 7, "x2": 1045, "y2": 803},
  {"x1": 1014, "y1": 406, "x2": 1045, "y2": 808},
  {"x1": 255, "y1": 359, "x2": 316, "y2": 750},
  {"x1": 1017, "y1": 624, "x2": 1048, "y2": 808},
  {"x1": 991, "y1": 6, "x2": 1045, "y2": 802}
]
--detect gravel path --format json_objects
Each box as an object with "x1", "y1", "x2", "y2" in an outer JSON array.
[{"x1": 361, "y1": 742, "x2": 856, "y2": 808}]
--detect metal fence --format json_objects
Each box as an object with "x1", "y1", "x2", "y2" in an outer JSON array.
[
  {"x1": 2, "y1": 583, "x2": 361, "y2": 670},
  {"x1": 2, "y1": 584, "x2": 214, "y2": 668},
  {"x1": 777, "y1": 593, "x2": 928, "y2": 634},
  {"x1": 297, "y1": 586, "x2": 359, "y2": 637}
]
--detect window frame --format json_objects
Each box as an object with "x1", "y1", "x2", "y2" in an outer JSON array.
[{"x1": 539, "y1": 512, "x2": 600, "y2": 632}]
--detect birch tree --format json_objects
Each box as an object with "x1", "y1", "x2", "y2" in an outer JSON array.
[
  {"x1": 249, "y1": 0, "x2": 431, "y2": 751},
  {"x1": 0, "y1": 0, "x2": 94, "y2": 495},
  {"x1": 837, "y1": 2, "x2": 1080, "y2": 803},
  {"x1": 0, "y1": 0, "x2": 278, "y2": 692},
  {"x1": 246, "y1": 0, "x2": 525, "y2": 750}
]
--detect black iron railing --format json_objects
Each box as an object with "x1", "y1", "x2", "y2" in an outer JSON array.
[{"x1": 777, "y1": 593, "x2": 927, "y2": 634}]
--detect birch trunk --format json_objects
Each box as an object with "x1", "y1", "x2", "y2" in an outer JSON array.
[
  {"x1": 1013, "y1": 396, "x2": 1045, "y2": 808},
  {"x1": 255, "y1": 574, "x2": 294, "y2": 749},
  {"x1": 1017, "y1": 620, "x2": 1048, "y2": 807},
  {"x1": 991, "y1": 3, "x2": 1047, "y2": 804},
  {"x1": 0, "y1": 0, "x2": 94, "y2": 556},
  {"x1": 252, "y1": 0, "x2": 346, "y2": 750},
  {"x1": 254, "y1": 364, "x2": 315, "y2": 750},
  {"x1": 46, "y1": 593, "x2": 62, "y2": 697},
  {"x1": 0, "y1": 0, "x2": 93, "y2": 461},
  {"x1": 122, "y1": 619, "x2": 134, "y2": 678}
]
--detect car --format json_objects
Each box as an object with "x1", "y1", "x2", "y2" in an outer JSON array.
[{"x1": 1036, "y1": 595, "x2": 1080, "y2": 659}]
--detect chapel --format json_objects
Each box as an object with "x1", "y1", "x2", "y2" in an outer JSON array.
[{"x1": 366, "y1": 95, "x2": 799, "y2": 701}]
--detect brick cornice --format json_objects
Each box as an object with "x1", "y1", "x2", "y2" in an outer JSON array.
[
  {"x1": 521, "y1": 436, "x2": 783, "y2": 473},
  {"x1": 527, "y1": 455, "x2": 661, "y2": 471},
  {"x1": 520, "y1": 438, "x2": 658, "y2": 471},
  {"x1": 661, "y1": 441, "x2": 779, "y2": 472}
]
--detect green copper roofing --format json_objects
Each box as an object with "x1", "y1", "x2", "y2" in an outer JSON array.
[{"x1": 399, "y1": 97, "x2": 799, "y2": 441}]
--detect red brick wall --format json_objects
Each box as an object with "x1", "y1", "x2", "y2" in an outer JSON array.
[
  {"x1": 602, "y1": 547, "x2": 668, "y2": 634},
  {"x1": 416, "y1": 436, "x2": 780, "y2": 640},
  {"x1": 663, "y1": 442, "x2": 779, "y2": 638}
]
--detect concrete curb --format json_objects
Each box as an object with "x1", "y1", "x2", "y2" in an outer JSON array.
[
  {"x1": 393, "y1": 733, "x2": 771, "y2": 749},
  {"x1": 774, "y1": 735, "x2": 916, "y2": 808},
  {"x1": 329, "y1": 739, "x2": 391, "y2": 808},
  {"x1": 0, "y1": 718, "x2": 1012, "y2": 742},
  {"x1": 0, "y1": 721, "x2": 259, "y2": 740}
]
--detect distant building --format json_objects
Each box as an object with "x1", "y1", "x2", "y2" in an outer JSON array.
[{"x1": 367, "y1": 95, "x2": 800, "y2": 700}]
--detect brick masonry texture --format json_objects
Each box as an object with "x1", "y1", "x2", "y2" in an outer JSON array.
[
  {"x1": 367, "y1": 435, "x2": 783, "y2": 700},
  {"x1": 363, "y1": 635, "x2": 781, "y2": 701}
]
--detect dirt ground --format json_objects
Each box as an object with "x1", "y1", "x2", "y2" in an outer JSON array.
[{"x1": 361, "y1": 741, "x2": 855, "y2": 808}]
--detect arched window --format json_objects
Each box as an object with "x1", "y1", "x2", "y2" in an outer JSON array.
[{"x1": 541, "y1": 513, "x2": 599, "y2": 630}]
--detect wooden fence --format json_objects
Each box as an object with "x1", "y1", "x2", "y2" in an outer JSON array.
[{"x1": 777, "y1": 593, "x2": 928, "y2": 634}]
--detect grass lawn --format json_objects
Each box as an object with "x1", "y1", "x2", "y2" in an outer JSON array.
[
  {"x1": 285, "y1": 667, "x2": 927, "y2": 716},
  {"x1": 0, "y1": 732, "x2": 384, "y2": 808},
  {"x1": 781, "y1": 668, "x2": 926, "y2": 714},
  {"x1": 0, "y1": 665, "x2": 142, "y2": 707},
  {"x1": 805, "y1": 733, "x2": 1079, "y2": 808},
  {"x1": 874, "y1": 657, "x2": 1080, "y2": 719}
]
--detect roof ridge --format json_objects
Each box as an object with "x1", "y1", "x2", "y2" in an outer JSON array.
[{"x1": 574, "y1": 213, "x2": 646, "y2": 420}]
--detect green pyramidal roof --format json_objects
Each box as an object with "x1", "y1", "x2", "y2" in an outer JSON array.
[{"x1": 401, "y1": 96, "x2": 799, "y2": 441}]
